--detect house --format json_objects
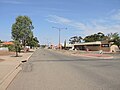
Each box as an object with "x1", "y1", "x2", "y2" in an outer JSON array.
[
  {"x1": 0, "y1": 41, "x2": 14, "y2": 51},
  {"x1": 1, "y1": 41, "x2": 14, "y2": 45},
  {"x1": 66, "y1": 41, "x2": 111, "y2": 51}
]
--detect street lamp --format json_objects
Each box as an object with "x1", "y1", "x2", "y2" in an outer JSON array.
[{"x1": 52, "y1": 27, "x2": 67, "y2": 50}]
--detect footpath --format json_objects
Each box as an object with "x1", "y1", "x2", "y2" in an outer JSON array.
[{"x1": 0, "y1": 49, "x2": 36, "y2": 90}]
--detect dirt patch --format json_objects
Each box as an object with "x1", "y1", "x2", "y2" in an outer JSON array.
[{"x1": 0, "y1": 51, "x2": 15, "y2": 56}]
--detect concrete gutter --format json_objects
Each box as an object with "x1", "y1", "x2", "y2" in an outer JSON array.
[{"x1": 0, "y1": 66, "x2": 22, "y2": 90}]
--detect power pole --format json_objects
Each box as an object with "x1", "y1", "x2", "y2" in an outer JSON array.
[{"x1": 52, "y1": 27, "x2": 67, "y2": 50}]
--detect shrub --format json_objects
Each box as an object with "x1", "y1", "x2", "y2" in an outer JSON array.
[{"x1": 8, "y1": 45, "x2": 15, "y2": 51}]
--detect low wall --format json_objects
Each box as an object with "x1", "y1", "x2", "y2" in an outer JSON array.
[{"x1": 0, "y1": 47, "x2": 8, "y2": 51}]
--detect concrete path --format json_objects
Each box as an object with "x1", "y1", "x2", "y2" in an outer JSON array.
[
  {"x1": 7, "y1": 49, "x2": 120, "y2": 90},
  {"x1": 0, "y1": 50, "x2": 35, "y2": 90}
]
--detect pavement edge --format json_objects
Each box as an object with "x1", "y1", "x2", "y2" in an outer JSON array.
[{"x1": 0, "y1": 49, "x2": 37, "y2": 90}]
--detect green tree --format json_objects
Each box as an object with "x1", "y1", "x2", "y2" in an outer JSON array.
[
  {"x1": 0, "y1": 40, "x2": 2, "y2": 43},
  {"x1": 12, "y1": 16, "x2": 34, "y2": 47},
  {"x1": 12, "y1": 15, "x2": 34, "y2": 55},
  {"x1": 14, "y1": 40, "x2": 21, "y2": 57},
  {"x1": 0, "y1": 40, "x2": 2, "y2": 48},
  {"x1": 27, "y1": 37, "x2": 39, "y2": 48},
  {"x1": 107, "y1": 32, "x2": 120, "y2": 46},
  {"x1": 83, "y1": 32, "x2": 107, "y2": 42},
  {"x1": 69, "y1": 36, "x2": 82, "y2": 44}
]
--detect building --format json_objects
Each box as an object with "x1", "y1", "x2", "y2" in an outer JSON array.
[
  {"x1": 1, "y1": 41, "x2": 14, "y2": 45},
  {"x1": 0, "y1": 41, "x2": 14, "y2": 51},
  {"x1": 66, "y1": 41, "x2": 110, "y2": 51}
]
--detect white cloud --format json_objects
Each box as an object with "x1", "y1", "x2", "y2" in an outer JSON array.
[
  {"x1": 71, "y1": 22, "x2": 86, "y2": 30},
  {"x1": 47, "y1": 15, "x2": 86, "y2": 30},
  {"x1": 0, "y1": 0, "x2": 24, "y2": 4},
  {"x1": 111, "y1": 9, "x2": 120, "y2": 20},
  {"x1": 47, "y1": 15, "x2": 72, "y2": 24},
  {"x1": 47, "y1": 9, "x2": 120, "y2": 36}
]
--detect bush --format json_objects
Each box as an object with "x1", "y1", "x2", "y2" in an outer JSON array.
[{"x1": 8, "y1": 45, "x2": 15, "y2": 51}]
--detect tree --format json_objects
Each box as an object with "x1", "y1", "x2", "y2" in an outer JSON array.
[
  {"x1": 27, "y1": 37, "x2": 39, "y2": 48},
  {"x1": 69, "y1": 36, "x2": 82, "y2": 44},
  {"x1": 12, "y1": 15, "x2": 34, "y2": 56},
  {"x1": 14, "y1": 40, "x2": 21, "y2": 57},
  {"x1": 0, "y1": 40, "x2": 2, "y2": 48},
  {"x1": 107, "y1": 32, "x2": 120, "y2": 46},
  {"x1": 83, "y1": 32, "x2": 107, "y2": 42},
  {"x1": 12, "y1": 16, "x2": 34, "y2": 47},
  {"x1": 0, "y1": 40, "x2": 2, "y2": 45}
]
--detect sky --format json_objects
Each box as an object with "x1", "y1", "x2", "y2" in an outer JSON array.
[{"x1": 0, "y1": 0, "x2": 120, "y2": 45}]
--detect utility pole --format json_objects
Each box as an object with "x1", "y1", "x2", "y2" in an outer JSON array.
[{"x1": 52, "y1": 27, "x2": 67, "y2": 50}]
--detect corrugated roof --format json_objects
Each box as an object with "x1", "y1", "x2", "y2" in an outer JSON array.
[
  {"x1": 1, "y1": 42, "x2": 14, "y2": 45},
  {"x1": 74, "y1": 41, "x2": 102, "y2": 45}
]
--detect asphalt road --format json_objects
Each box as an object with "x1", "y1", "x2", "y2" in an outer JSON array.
[{"x1": 7, "y1": 49, "x2": 120, "y2": 90}]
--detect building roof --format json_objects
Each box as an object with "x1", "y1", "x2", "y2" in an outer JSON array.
[
  {"x1": 66, "y1": 43, "x2": 74, "y2": 47},
  {"x1": 66, "y1": 41, "x2": 110, "y2": 47},
  {"x1": 74, "y1": 41, "x2": 102, "y2": 46},
  {"x1": 1, "y1": 42, "x2": 14, "y2": 45}
]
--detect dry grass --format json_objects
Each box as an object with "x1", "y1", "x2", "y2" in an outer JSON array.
[{"x1": 0, "y1": 50, "x2": 15, "y2": 56}]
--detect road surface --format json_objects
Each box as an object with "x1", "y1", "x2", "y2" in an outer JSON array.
[{"x1": 7, "y1": 49, "x2": 120, "y2": 90}]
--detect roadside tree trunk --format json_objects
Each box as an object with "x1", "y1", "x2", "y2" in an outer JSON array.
[{"x1": 15, "y1": 46, "x2": 19, "y2": 57}]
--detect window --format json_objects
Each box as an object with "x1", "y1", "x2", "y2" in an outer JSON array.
[{"x1": 101, "y1": 44, "x2": 109, "y2": 47}]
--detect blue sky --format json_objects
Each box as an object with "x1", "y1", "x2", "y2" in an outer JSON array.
[{"x1": 0, "y1": 0, "x2": 120, "y2": 45}]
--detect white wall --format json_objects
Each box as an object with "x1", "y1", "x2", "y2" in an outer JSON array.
[{"x1": 0, "y1": 47, "x2": 8, "y2": 51}]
